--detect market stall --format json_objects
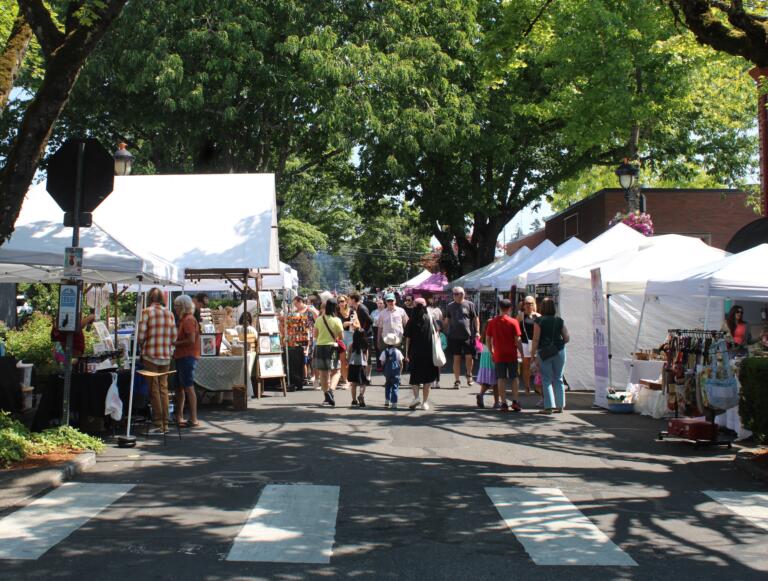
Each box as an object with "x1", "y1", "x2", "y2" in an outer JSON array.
[
  {"x1": 410, "y1": 272, "x2": 448, "y2": 295},
  {"x1": 400, "y1": 269, "x2": 433, "y2": 289},
  {"x1": 447, "y1": 245, "x2": 533, "y2": 291}
]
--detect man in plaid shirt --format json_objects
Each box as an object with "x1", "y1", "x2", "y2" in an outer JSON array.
[{"x1": 138, "y1": 288, "x2": 176, "y2": 433}]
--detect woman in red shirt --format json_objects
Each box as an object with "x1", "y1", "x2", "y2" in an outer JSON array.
[
  {"x1": 173, "y1": 294, "x2": 201, "y2": 427},
  {"x1": 723, "y1": 305, "x2": 751, "y2": 356}
]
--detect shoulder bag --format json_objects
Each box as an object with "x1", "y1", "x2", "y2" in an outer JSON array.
[
  {"x1": 322, "y1": 315, "x2": 346, "y2": 353},
  {"x1": 538, "y1": 317, "x2": 560, "y2": 361},
  {"x1": 430, "y1": 315, "x2": 447, "y2": 367},
  {"x1": 700, "y1": 339, "x2": 739, "y2": 412}
]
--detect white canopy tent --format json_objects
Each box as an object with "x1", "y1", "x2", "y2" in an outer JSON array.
[
  {"x1": 558, "y1": 235, "x2": 728, "y2": 391},
  {"x1": 94, "y1": 174, "x2": 279, "y2": 275},
  {"x1": 483, "y1": 240, "x2": 559, "y2": 290},
  {"x1": 448, "y1": 246, "x2": 533, "y2": 291},
  {"x1": 401, "y1": 269, "x2": 432, "y2": 288},
  {"x1": 524, "y1": 224, "x2": 646, "y2": 287},
  {"x1": 0, "y1": 183, "x2": 181, "y2": 285},
  {"x1": 512, "y1": 237, "x2": 585, "y2": 289}
]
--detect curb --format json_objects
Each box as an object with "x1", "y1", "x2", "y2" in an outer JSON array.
[
  {"x1": 0, "y1": 451, "x2": 97, "y2": 512},
  {"x1": 734, "y1": 449, "x2": 768, "y2": 483}
]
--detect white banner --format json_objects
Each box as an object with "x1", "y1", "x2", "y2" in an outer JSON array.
[{"x1": 591, "y1": 268, "x2": 609, "y2": 408}]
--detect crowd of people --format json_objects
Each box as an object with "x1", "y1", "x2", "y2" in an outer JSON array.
[{"x1": 291, "y1": 287, "x2": 570, "y2": 414}]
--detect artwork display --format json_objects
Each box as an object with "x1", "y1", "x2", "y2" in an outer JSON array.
[
  {"x1": 258, "y1": 291, "x2": 275, "y2": 314},
  {"x1": 259, "y1": 316, "x2": 279, "y2": 334},
  {"x1": 258, "y1": 354, "x2": 284, "y2": 378},
  {"x1": 201, "y1": 334, "x2": 217, "y2": 357}
]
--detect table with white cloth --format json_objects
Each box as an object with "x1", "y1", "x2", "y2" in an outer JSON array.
[
  {"x1": 194, "y1": 353, "x2": 257, "y2": 399},
  {"x1": 714, "y1": 406, "x2": 752, "y2": 441},
  {"x1": 623, "y1": 359, "x2": 667, "y2": 418}
]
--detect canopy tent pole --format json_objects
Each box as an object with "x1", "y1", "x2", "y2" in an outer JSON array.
[
  {"x1": 119, "y1": 277, "x2": 143, "y2": 446},
  {"x1": 606, "y1": 293, "x2": 613, "y2": 388},
  {"x1": 284, "y1": 288, "x2": 290, "y2": 390},
  {"x1": 243, "y1": 272, "x2": 250, "y2": 398},
  {"x1": 633, "y1": 294, "x2": 648, "y2": 354},
  {"x1": 704, "y1": 294, "x2": 712, "y2": 329}
]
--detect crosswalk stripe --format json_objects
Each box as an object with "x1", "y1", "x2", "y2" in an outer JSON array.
[
  {"x1": 0, "y1": 482, "x2": 134, "y2": 560},
  {"x1": 704, "y1": 491, "x2": 768, "y2": 532},
  {"x1": 227, "y1": 484, "x2": 340, "y2": 564},
  {"x1": 485, "y1": 487, "x2": 637, "y2": 566}
]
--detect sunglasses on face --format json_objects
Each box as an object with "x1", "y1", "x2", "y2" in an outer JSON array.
[{"x1": 736, "y1": 310, "x2": 743, "y2": 314}]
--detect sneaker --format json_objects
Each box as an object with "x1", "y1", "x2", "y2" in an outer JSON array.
[
  {"x1": 327, "y1": 391, "x2": 336, "y2": 407},
  {"x1": 358, "y1": 395, "x2": 366, "y2": 408},
  {"x1": 409, "y1": 398, "x2": 421, "y2": 409},
  {"x1": 466, "y1": 375, "x2": 474, "y2": 386},
  {"x1": 384, "y1": 400, "x2": 391, "y2": 409},
  {"x1": 351, "y1": 400, "x2": 359, "y2": 407},
  {"x1": 500, "y1": 402, "x2": 510, "y2": 412},
  {"x1": 553, "y1": 408, "x2": 564, "y2": 414},
  {"x1": 391, "y1": 403, "x2": 398, "y2": 410},
  {"x1": 420, "y1": 401, "x2": 430, "y2": 411},
  {"x1": 492, "y1": 402, "x2": 501, "y2": 410},
  {"x1": 453, "y1": 380, "x2": 461, "y2": 389},
  {"x1": 511, "y1": 401, "x2": 522, "y2": 412},
  {"x1": 476, "y1": 394, "x2": 485, "y2": 408}
]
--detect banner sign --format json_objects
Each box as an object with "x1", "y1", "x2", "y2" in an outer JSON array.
[
  {"x1": 591, "y1": 268, "x2": 610, "y2": 408},
  {"x1": 64, "y1": 247, "x2": 83, "y2": 277}
]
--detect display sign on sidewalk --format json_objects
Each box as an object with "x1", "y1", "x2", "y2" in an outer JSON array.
[
  {"x1": 58, "y1": 283, "x2": 80, "y2": 332},
  {"x1": 591, "y1": 268, "x2": 610, "y2": 409},
  {"x1": 63, "y1": 247, "x2": 83, "y2": 277}
]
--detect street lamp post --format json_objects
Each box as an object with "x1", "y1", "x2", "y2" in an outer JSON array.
[
  {"x1": 615, "y1": 160, "x2": 640, "y2": 213},
  {"x1": 113, "y1": 143, "x2": 134, "y2": 176}
]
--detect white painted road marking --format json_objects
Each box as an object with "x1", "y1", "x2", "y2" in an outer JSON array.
[
  {"x1": 227, "y1": 484, "x2": 340, "y2": 564},
  {"x1": 485, "y1": 486, "x2": 637, "y2": 566},
  {"x1": 704, "y1": 491, "x2": 768, "y2": 532},
  {"x1": 0, "y1": 482, "x2": 134, "y2": 560}
]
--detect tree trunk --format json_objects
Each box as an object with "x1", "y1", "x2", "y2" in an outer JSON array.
[
  {"x1": 0, "y1": 13, "x2": 33, "y2": 110},
  {"x1": 0, "y1": 1, "x2": 127, "y2": 244}
]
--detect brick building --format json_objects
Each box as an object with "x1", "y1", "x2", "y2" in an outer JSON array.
[{"x1": 507, "y1": 188, "x2": 759, "y2": 253}]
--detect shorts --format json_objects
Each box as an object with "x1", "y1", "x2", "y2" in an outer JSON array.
[
  {"x1": 495, "y1": 361, "x2": 518, "y2": 380},
  {"x1": 175, "y1": 356, "x2": 198, "y2": 387},
  {"x1": 448, "y1": 337, "x2": 475, "y2": 357},
  {"x1": 313, "y1": 344, "x2": 340, "y2": 371},
  {"x1": 347, "y1": 364, "x2": 367, "y2": 384}
]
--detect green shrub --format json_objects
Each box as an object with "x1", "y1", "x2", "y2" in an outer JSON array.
[
  {"x1": 4, "y1": 312, "x2": 56, "y2": 371},
  {"x1": 739, "y1": 358, "x2": 768, "y2": 443},
  {"x1": 0, "y1": 411, "x2": 104, "y2": 468}
]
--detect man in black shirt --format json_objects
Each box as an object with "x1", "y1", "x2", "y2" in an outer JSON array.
[{"x1": 349, "y1": 291, "x2": 373, "y2": 383}]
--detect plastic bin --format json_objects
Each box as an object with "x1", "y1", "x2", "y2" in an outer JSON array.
[
  {"x1": 17, "y1": 361, "x2": 33, "y2": 387},
  {"x1": 607, "y1": 402, "x2": 635, "y2": 414}
]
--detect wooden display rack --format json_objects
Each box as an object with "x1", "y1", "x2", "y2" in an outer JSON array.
[{"x1": 254, "y1": 289, "x2": 287, "y2": 399}]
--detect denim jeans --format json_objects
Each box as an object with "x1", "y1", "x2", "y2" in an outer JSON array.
[
  {"x1": 385, "y1": 377, "x2": 400, "y2": 403},
  {"x1": 538, "y1": 348, "x2": 566, "y2": 410}
]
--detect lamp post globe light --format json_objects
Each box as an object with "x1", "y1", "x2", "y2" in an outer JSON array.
[
  {"x1": 113, "y1": 142, "x2": 134, "y2": 176},
  {"x1": 615, "y1": 160, "x2": 640, "y2": 212}
]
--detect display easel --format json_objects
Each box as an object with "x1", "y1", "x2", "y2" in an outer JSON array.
[{"x1": 253, "y1": 287, "x2": 288, "y2": 398}]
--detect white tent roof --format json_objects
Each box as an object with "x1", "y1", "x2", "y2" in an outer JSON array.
[
  {"x1": 94, "y1": 174, "x2": 279, "y2": 275},
  {"x1": 508, "y1": 237, "x2": 585, "y2": 288},
  {"x1": 525, "y1": 224, "x2": 646, "y2": 286},
  {"x1": 560, "y1": 235, "x2": 728, "y2": 294},
  {"x1": 0, "y1": 183, "x2": 181, "y2": 284},
  {"x1": 645, "y1": 243, "x2": 768, "y2": 300},
  {"x1": 451, "y1": 246, "x2": 533, "y2": 290},
  {"x1": 485, "y1": 240, "x2": 560, "y2": 289},
  {"x1": 125, "y1": 262, "x2": 299, "y2": 293},
  {"x1": 401, "y1": 269, "x2": 432, "y2": 288}
]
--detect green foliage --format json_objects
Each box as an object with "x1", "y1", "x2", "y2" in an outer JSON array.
[
  {"x1": 0, "y1": 411, "x2": 104, "y2": 468},
  {"x1": 279, "y1": 217, "x2": 328, "y2": 260},
  {"x1": 4, "y1": 312, "x2": 55, "y2": 369},
  {"x1": 18, "y1": 283, "x2": 59, "y2": 315},
  {"x1": 739, "y1": 357, "x2": 768, "y2": 443}
]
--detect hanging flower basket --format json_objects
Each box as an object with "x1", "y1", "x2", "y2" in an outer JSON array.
[{"x1": 609, "y1": 211, "x2": 654, "y2": 237}]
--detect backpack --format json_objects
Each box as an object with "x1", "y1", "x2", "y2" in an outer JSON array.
[{"x1": 383, "y1": 347, "x2": 401, "y2": 380}]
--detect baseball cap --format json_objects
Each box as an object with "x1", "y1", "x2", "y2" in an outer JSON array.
[
  {"x1": 385, "y1": 293, "x2": 396, "y2": 301},
  {"x1": 414, "y1": 297, "x2": 427, "y2": 306}
]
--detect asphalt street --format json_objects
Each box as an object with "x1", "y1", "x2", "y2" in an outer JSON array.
[{"x1": 1, "y1": 373, "x2": 766, "y2": 581}]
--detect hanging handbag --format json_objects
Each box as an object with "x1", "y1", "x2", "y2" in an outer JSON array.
[
  {"x1": 321, "y1": 315, "x2": 346, "y2": 353},
  {"x1": 430, "y1": 316, "x2": 447, "y2": 367},
  {"x1": 700, "y1": 340, "x2": 739, "y2": 412},
  {"x1": 538, "y1": 317, "x2": 560, "y2": 361}
]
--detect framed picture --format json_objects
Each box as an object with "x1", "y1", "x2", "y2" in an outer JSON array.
[
  {"x1": 201, "y1": 334, "x2": 217, "y2": 357},
  {"x1": 259, "y1": 316, "x2": 279, "y2": 334},
  {"x1": 269, "y1": 334, "x2": 282, "y2": 352},
  {"x1": 258, "y1": 291, "x2": 275, "y2": 315},
  {"x1": 258, "y1": 354, "x2": 284, "y2": 378},
  {"x1": 258, "y1": 335, "x2": 272, "y2": 353},
  {"x1": 93, "y1": 321, "x2": 111, "y2": 341}
]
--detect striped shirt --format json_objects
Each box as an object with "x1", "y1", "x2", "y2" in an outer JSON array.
[{"x1": 138, "y1": 303, "x2": 176, "y2": 365}]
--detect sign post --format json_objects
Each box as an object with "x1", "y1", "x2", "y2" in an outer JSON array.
[{"x1": 47, "y1": 138, "x2": 115, "y2": 426}]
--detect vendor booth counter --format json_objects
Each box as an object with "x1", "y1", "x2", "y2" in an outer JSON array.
[{"x1": 195, "y1": 352, "x2": 257, "y2": 400}]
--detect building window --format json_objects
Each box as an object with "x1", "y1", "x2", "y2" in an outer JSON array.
[{"x1": 564, "y1": 214, "x2": 579, "y2": 239}]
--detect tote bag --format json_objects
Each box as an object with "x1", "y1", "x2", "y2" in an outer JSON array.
[
  {"x1": 430, "y1": 316, "x2": 447, "y2": 367},
  {"x1": 700, "y1": 340, "x2": 739, "y2": 412}
]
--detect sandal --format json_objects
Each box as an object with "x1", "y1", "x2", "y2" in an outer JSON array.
[
  {"x1": 182, "y1": 421, "x2": 200, "y2": 427},
  {"x1": 466, "y1": 375, "x2": 474, "y2": 386},
  {"x1": 454, "y1": 380, "x2": 461, "y2": 388},
  {"x1": 537, "y1": 409, "x2": 553, "y2": 415}
]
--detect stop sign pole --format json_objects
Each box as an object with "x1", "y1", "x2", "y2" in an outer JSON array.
[{"x1": 47, "y1": 138, "x2": 115, "y2": 426}]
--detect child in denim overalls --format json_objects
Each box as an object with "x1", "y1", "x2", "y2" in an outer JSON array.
[{"x1": 379, "y1": 333, "x2": 403, "y2": 409}]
